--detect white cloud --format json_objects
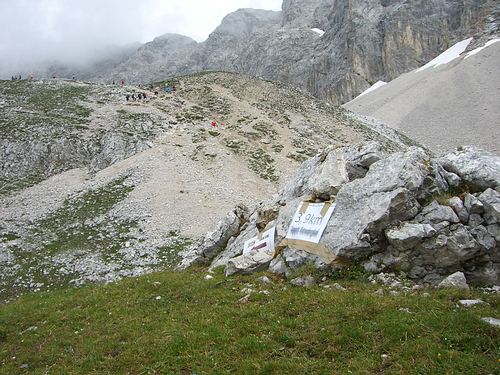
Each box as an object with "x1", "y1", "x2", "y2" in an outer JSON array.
[{"x1": 0, "y1": 0, "x2": 283, "y2": 76}]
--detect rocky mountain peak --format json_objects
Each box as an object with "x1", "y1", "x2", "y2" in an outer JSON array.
[{"x1": 211, "y1": 8, "x2": 281, "y2": 39}]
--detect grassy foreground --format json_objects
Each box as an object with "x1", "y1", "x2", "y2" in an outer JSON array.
[{"x1": 0, "y1": 269, "x2": 498, "y2": 374}]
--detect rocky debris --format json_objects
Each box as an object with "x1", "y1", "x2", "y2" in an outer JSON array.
[
  {"x1": 458, "y1": 299, "x2": 487, "y2": 307},
  {"x1": 480, "y1": 317, "x2": 500, "y2": 327},
  {"x1": 179, "y1": 141, "x2": 500, "y2": 286},
  {"x1": 290, "y1": 276, "x2": 316, "y2": 287},
  {"x1": 438, "y1": 272, "x2": 470, "y2": 290}
]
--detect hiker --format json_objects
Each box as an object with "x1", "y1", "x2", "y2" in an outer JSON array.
[
  {"x1": 112, "y1": 80, "x2": 115, "y2": 85},
  {"x1": 131, "y1": 93, "x2": 136, "y2": 101},
  {"x1": 72, "y1": 75, "x2": 76, "y2": 80},
  {"x1": 142, "y1": 92, "x2": 147, "y2": 100},
  {"x1": 125, "y1": 94, "x2": 130, "y2": 101},
  {"x1": 211, "y1": 121, "x2": 218, "y2": 128},
  {"x1": 137, "y1": 93, "x2": 143, "y2": 100},
  {"x1": 172, "y1": 84, "x2": 176, "y2": 93},
  {"x1": 121, "y1": 79, "x2": 125, "y2": 86}
]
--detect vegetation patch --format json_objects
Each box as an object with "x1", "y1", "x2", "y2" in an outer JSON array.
[
  {"x1": 0, "y1": 270, "x2": 498, "y2": 374},
  {"x1": 0, "y1": 80, "x2": 93, "y2": 141},
  {"x1": 0, "y1": 177, "x2": 137, "y2": 302},
  {"x1": 248, "y1": 149, "x2": 279, "y2": 182}
]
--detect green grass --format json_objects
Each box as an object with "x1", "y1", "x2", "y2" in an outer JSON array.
[{"x1": 0, "y1": 270, "x2": 498, "y2": 374}]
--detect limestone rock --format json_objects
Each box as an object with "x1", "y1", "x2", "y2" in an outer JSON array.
[
  {"x1": 225, "y1": 250, "x2": 275, "y2": 276},
  {"x1": 458, "y1": 299, "x2": 487, "y2": 307},
  {"x1": 439, "y1": 147, "x2": 500, "y2": 191},
  {"x1": 478, "y1": 188, "x2": 500, "y2": 224},
  {"x1": 386, "y1": 223, "x2": 436, "y2": 251},
  {"x1": 447, "y1": 197, "x2": 469, "y2": 223},
  {"x1": 438, "y1": 272, "x2": 470, "y2": 290},
  {"x1": 177, "y1": 205, "x2": 248, "y2": 269},
  {"x1": 416, "y1": 201, "x2": 459, "y2": 225},
  {"x1": 470, "y1": 226, "x2": 497, "y2": 251},
  {"x1": 290, "y1": 276, "x2": 316, "y2": 287},
  {"x1": 480, "y1": 317, "x2": 500, "y2": 327},
  {"x1": 464, "y1": 193, "x2": 484, "y2": 215},
  {"x1": 268, "y1": 254, "x2": 290, "y2": 276},
  {"x1": 468, "y1": 214, "x2": 485, "y2": 228}
]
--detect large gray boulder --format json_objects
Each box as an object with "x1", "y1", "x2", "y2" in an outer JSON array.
[
  {"x1": 438, "y1": 271, "x2": 470, "y2": 290},
  {"x1": 439, "y1": 147, "x2": 500, "y2": 191},
  {"x1": 279, "y1": 142, "x2": 384, "y2": 202}
]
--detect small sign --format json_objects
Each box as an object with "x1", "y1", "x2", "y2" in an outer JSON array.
[
  {"x1": 286, "y1": 202, "x2": 335, "y2": 244},
  {"x1": 243, "y1": 227, "x2": 276, "y2": 256}
]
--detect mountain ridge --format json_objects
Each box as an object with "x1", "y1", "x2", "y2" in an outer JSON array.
[{"x1": 13, "y1": 0, "x2": 498, "y2": 105}]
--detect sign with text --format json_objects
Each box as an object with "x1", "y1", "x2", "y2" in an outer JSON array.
[
  {"x1": 286, "y1": 202, "x2": 335, "y2": 244},
  {"x1": 243, "y1": 227, "x2": 276, "y2": 256}
]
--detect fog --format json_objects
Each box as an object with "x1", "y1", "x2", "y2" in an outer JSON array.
[{"x1": 0, "y1": 0, "x2": 283, "y2": 78}]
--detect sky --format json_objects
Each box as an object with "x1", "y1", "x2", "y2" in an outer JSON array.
[{"x1": 0, "y1": 0, "x2": 283, "y2": 76}]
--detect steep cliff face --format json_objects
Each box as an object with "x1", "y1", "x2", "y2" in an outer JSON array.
[
  {"x1": 300, "y1": 0, "x2": 493, "y2": 103},
  {"x1": 83, "y1": 0, "x2": 496, "y2": 104}
]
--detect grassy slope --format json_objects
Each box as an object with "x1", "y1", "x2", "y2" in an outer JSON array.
[{"x1": 0, "y1": 269, "x2": 498, "y2": 374}]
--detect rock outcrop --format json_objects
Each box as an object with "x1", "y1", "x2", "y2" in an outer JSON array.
[{"x1": 179, "y1": 143, "x2": 500, "y2": 286}]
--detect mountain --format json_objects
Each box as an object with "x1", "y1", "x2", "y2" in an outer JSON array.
[
  {"x1": 75, "y1": 0, "x2": 498, "y2": 105},
  {"x1": 15, "y1": 1, "x2": 497, "y2": 105},
  {"x1": 344, "y1": 38, "x2": 500, "y2": 154}
]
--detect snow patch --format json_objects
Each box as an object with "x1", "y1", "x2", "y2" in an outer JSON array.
[
  {"x1": 465, "y1": 38, "x2": 500, "y2": 59},
  {"x1": 417, "y1": 38, "x2": 473, "y2": 72},
  {"x1": 311, "y1": 28, "x2": 325, "y2": 37},
  {"x1": 356, "y1": 81, "x2": 387, "y2": 98}
]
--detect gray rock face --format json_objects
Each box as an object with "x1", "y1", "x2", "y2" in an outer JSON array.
[
  {"x1": 77, "y1": 0, "x2": 496, "y2": 105},
  {"x1": 179, "y1": 142, "x2": 500, "y2": 286}
]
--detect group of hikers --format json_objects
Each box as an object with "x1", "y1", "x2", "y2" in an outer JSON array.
[
  {"x1": 125, "y1": 92, "x2": 148, "y2": 101},
  {"x1": 124, "y1": 82, "x2": 178, "y2": 102}
]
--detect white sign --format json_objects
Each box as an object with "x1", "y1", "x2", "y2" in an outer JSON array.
[
  {"x1": 243, "y1": 227, "x2": 276, "y2": 256},
  {"x1": 286, "y1": 202, "x2": 335, "y2": 244}
]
